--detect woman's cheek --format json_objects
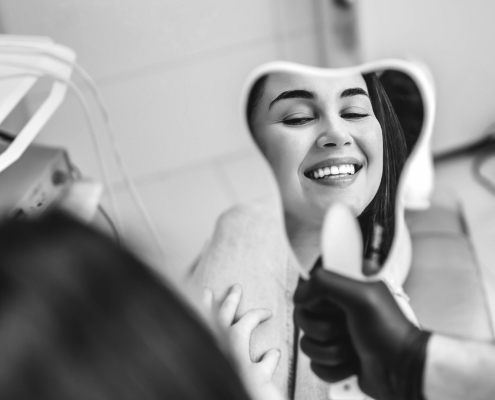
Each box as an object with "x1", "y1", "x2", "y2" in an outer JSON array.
[
  {"x1": 361, "y1": 121, "x2": 383, "y2": 165},
  {"x1": 257, "y1": 133, "x2": 297, "y2": 186},
  {"x1": 369, "y1": 126, "x2": 384, "y2": 189}
]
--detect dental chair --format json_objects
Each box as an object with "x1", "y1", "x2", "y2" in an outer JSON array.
[{"x1": 404, "y1": 178, "x2": 493, "y2": 340}]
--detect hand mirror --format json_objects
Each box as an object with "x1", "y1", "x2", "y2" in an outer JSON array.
[
  {"x1": 194, "y1": 59, "x2": 435, "y2": 400},
  {"x1": 242, "y1": 59, "x2": 435, "y2": 283}
]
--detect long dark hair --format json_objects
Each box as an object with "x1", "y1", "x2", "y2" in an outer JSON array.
[
  {"x1": 361, "y1": 73, "x2": 407, "y2": 265},
  {"x1": 0, "y1": 212, "x2": 253, "y2": 400},
  {"x1": 246, "y1": 72, "x2": 407, "y2": 268}
]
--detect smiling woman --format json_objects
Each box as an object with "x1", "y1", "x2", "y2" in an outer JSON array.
[
  {"x1": 247, "y1": 71, "x2": 407, "y2": 272},
  {"x1": 192, "y1": 61, "x2": 429, "y2": 400}
]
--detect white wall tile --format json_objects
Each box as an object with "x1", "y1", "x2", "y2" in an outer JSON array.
[
  {"x1": 280, "y1": 30, "x2": 321, "y2": 66},
  {"x1": 31, "y1": 41, "x2": 278, "y2": 182},
  {"x1": 216, "y1": 148, "x2": 278, "y2": 204},
  {"x1": 104, "y1": 165, "x2": 235, "y2": 278},
  {"x1": 0, "y1": 0, "x2": 278, "y2": 81},
  {"x1": 29, "y1": 89, "x2": 116, "y2": 185},
  {"x1": 357, "y1": 0, "x2": 495, "y2": 153},
  {"x1": 271, "y1": 0, "x2": 318, "y2": 37},
  {"x1": 1, "y1": 2, "x2": 323, "y2": 280}
]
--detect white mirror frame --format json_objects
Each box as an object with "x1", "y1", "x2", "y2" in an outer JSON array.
[{"x1": 240, "y1": 59, "x2": 436, "y2": 285}]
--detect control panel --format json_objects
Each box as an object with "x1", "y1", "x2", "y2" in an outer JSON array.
[{"x1": 0, "y1": 143, "x2": 73, "y2": 218}]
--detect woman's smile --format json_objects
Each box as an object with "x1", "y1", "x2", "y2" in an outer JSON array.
[
  {"x1": 250, "y1": 71, "x2": 383, "y2": 227},
  {"x1": 303, "y1": 157, "x2": 363, "y2": 187}
]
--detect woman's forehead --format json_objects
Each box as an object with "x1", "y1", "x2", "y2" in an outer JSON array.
[{"x1": 263, "y1": 72, "x2": 367, "y2": 100}]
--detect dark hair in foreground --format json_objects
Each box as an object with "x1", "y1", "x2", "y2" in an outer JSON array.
[
  {"x1": 247, "y1": 73, "x2": 408, "y2": 267},
  {"x1": 0, "y1": 211, "x2": 252, "y2": 400}
]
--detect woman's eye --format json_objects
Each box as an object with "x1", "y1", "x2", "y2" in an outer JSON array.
[
  {"x1": 341, "y1": 112, "x2": 370, "y2": 120},
  {"x1": 282, "y1": 117, "x2": 315, "y2": 126}
]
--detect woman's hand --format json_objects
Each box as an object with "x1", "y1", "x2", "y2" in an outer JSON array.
[{"x1": 202, "y1": 284, "x2": 282, "y2": 398}]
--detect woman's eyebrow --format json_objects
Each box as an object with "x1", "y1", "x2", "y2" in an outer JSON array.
[
  {"x1": 340, "y1": 87, "x2": 369, "y2": 98},
  {"x1": 269, "y1": 90, "x2": 316, "y2": 109}
]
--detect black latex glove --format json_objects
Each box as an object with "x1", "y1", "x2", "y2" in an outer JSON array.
[{"x1": 294, "y1": 266, "x2": 431, "y2": 400}]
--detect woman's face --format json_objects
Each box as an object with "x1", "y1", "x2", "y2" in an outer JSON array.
[{"x1": 251, "y1": 72, "x2": 383, "y2": 227}]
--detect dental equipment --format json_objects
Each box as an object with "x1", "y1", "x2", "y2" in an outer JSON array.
[{"x1": 0, "y1": 35, "x2": 165, "y2": 263}]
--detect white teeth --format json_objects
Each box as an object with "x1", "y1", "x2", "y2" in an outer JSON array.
[{"x1": 310, "y1": 164, "x2": 357, "y2": 179}]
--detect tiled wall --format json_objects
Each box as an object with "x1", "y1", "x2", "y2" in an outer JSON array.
[
  {"x1": 0, "y1": 0, "x2": 328, "y2": 277},
  {"x1": 357, "y1": 0, "x2": 495, "y2": 154}
]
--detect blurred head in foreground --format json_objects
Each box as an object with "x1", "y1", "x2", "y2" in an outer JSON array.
[{"x1": 0, "y1": 211, "x2": 252, "y2": 400}]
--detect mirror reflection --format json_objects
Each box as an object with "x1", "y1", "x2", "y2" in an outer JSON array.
[
  {"x1": 246, "y1": 68, "x2": 423, "y2": 275},
  {"x1": 2, "y1": 2, "x2": 495, "y2": 399},
  {"x1": 194, "y1": 63, "x2": 427, "y2": 399}
]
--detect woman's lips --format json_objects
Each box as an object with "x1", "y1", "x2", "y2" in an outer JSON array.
[{"x1": 303, "y1": 157, "x2": 363, "y2": 187}]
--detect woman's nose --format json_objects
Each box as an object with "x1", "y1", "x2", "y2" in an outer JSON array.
[{"x1": 316, "y1": 120, "x2": 352, "y2": 149}]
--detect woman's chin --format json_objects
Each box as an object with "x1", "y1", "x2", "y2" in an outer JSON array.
[
  {"x1": 284, "y1": 195, "x2": 369, "y2": 232},
  {"x1": 310, "y1": 198, "x2": 365, "y2": 221}
]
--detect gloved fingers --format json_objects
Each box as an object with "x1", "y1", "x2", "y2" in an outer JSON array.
[
  {"x1": 294, "y1": 305, "x2": 348, "y2": 343},
  {"x1": 300, "y1": 298, "x2": 342, "y2": 315},
  {"x1": 311, "y1": 268, "x2": 390, "y2": 307},
  {"x1": 295, "y1": 267, "x2": 387, "y2": 311},
  {"x1": 300, "y1": 336, "x2": 357, "y2": 367},
  {"x1": 310, "y1": 360, "x2": 358, "y2": 383},
  {"x1": 218, "y1": 284, "x2": 243, "y2": 328},
  {"x1": 294, "y1": 259, "x2": 334, "y2": 306},
  {"x1": 294, "y1": 274, "x2": 323, "y2": 306},
  {"x1": 294, "y1": 270, "x2": 345, "y2": 307}
]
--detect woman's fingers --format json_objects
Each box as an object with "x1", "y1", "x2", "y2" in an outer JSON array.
[
  {"x1": 218, "y1": 284, "x2": 242, "y2": 328},
  {"x1": 234, "y1": 308, "x2": 272, "y2": 336},
  {"x1": 257, "y1": 348, "x2": 281, "y2": 380},
  {"x1": 230, "y1": 308, "x2": 272, "y2": 352}
]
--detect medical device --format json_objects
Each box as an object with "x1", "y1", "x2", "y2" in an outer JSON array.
[
  {"x1": 0, "y1": 141, "x2": 73, "y2": 218},
  {"x1": 0, "y1": 35, "x2": 164, "y2": 261},
  {"x1": 0, "y1": 35, "x2": 74, "y2": 173},
  {"x1": 0, "y1": 36, "x2": 75, "y2": 215}
]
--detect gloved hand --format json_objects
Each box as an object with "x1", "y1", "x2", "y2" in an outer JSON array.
[{"x1": 294, "y1": 266, "x2": 431, "y2": 400}]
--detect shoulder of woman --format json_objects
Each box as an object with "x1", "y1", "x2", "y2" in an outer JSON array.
[{"x1": 192, "y1": 198, "x2": 289, "y2": 286}]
